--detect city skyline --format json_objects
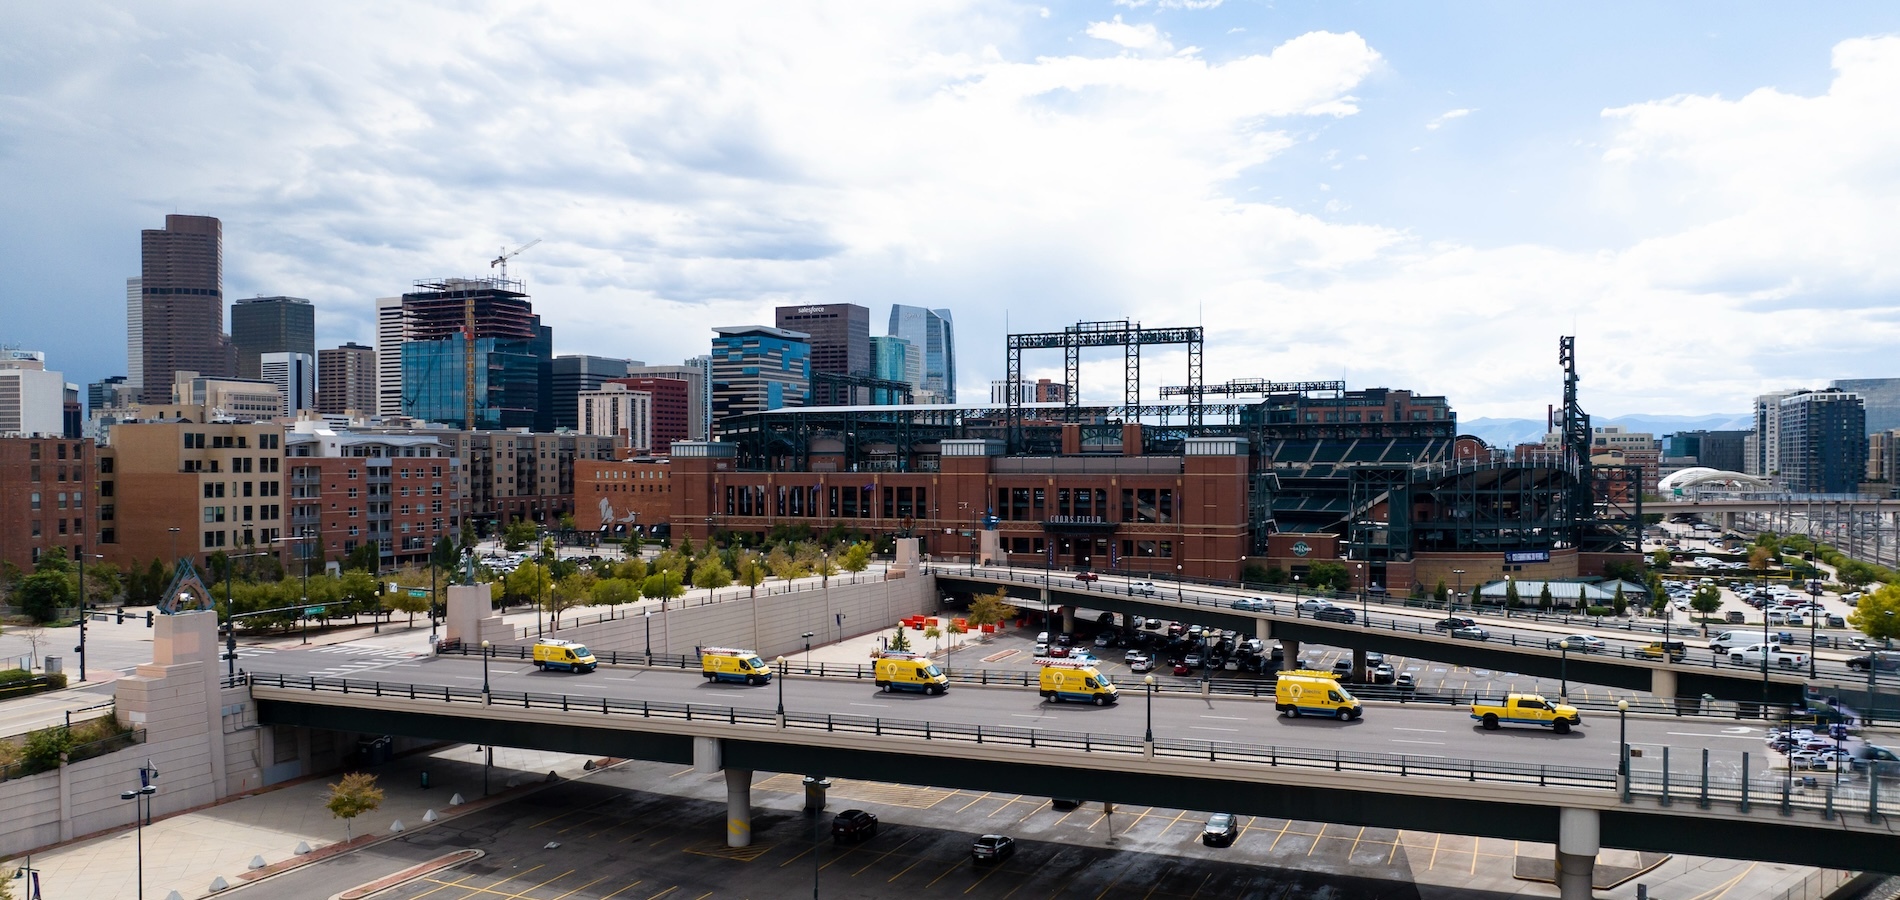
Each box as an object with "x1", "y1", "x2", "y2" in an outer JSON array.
[{"x1": 6, "y1": 4, "x2": 1900, "y2": 420}]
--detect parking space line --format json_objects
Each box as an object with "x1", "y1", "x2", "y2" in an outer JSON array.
[
  {"x1": 1266, "y1": 820, "x2": 1294, "y2": 852},
  {"x1": 643, "y1": 887, "x2": 679, "y2": 900},
  {"x1": 1427, "y1": 832, "x2": 1443, "y2": 870},
  {"x1": 612, "y1": 820, "x2": 670, "y2": 844},
  {"x1": 853, "y1": 835, "x2": 919, "y2": 876},
  {"x1": 963, "y1": 859, "x2": 1010, "y2": 894},
  {"x1": 556, "y1": 813, "x2": 605, "y2": 834},
  {"x1": 547, "y1": 877, "x2": 609, "y2": 900},
  {"x1": 923, "y1": 857, "x2": 967, "y2": 890},
  {"x1": 887, "y1": 847, "x2": 937, "y2": 883},
  {"x1": 405, "y1": 872, "x2": 480, "y2": 899},
  {"x1": 956, "y1": 790, "x2": 994, "y2": 813},
  {"x1": 496, "y1": 868, "x2": 575, "y2": 899},
  {"x1": 593, "y1": 880, "x2": 643, "y2": 900}
]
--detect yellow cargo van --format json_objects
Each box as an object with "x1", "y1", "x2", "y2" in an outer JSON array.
[
  {"x1": 873, "y1": 653, "x2": 949, "y2": 695},
  {"x1": 700, "y1": 647, "x2": 772, "y2": 685},
  {"x1": 532, "y1": 639, "x2": 597, "y2": 673},
  {"x1": 1037, "y1": 658, "x2": 1119, "y2": 705},
  {"x1": 1274, "y1": 670, "x2": 1361, "y2": 720}
]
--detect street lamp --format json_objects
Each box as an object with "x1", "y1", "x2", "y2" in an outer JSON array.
[
  {"x1": 480, "y1": 639, "x2": 492, "y2": 700},
  {"x1": 1872, "y1": 611, "x2": 1895, "y2": 728},
  {"x1": 120, "y1": 782, "x2": 157, "y2": 900},
  {"x1": 776, "y1": 655, "x2": 788, "y2": 719},
  {"x1": 75, "y1": 550, "x2": 102, "y2": 683},
  {"x1": 1559, "y1": 640, "x2": 1570, "y2": 700},
  {"x1": 644, "y1": 611, "x2": 654, "y2": 663},
  {"x1": 1618, "y1": 698, "x2": 1630, "y2": 801},
  {"x1": 802, "y1": 631, "x2": 815, "y2": 671},
  {"x1": 1176, "y1": 564, "x2": 1183, "y2": 600},
  {"x1": 1143, "y1": 674, "x2": 1157, "y2": 745},
  {"x1": 299, "y1": 527, "x2": 313, "y2": 646},
  {"x1": 1807, "y1": 579, "x2": 1823, "y2": 679},
  {"x1": 1451, "y1": 569, "x2": 1466, "y2": 614},
  {"x1": 167, "y1": 526, "x2": 180, "y2": 570}
]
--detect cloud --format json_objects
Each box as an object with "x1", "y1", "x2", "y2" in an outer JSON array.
[
  {"x1": 1085, "y1": 15, "x2": 1170, "y2": 52},
  {"x1": 1426, "y1": 108, "x2": 1473, "y2": 130}
]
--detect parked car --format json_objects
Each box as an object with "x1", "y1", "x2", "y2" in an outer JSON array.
[
  {"x1": 832, "y1": 809, "x2": 879, "y2": 842},
  {"x1": 1725, "y1": 610, "x2": 1747, "y2": 624},
  {"x1": 1331, "y1": 658, "x2": 1354, "y2": 678},
  {"x1": 1129, "y1": 654, "x2": 1155, "y2": 673},
  {"x1": 1395, "y1": 673, "x2": 1416, "y2": 691},
  {"x1": 972, "y1": 834, "x2": 1016, "y2": 863},
  {"x1": 1033, "y1": 642, "x2": 1050, "y2": 657},
  {"x1": 1451, "y1": 625, "x2": 1490, "y2": 641},
  {"x1": 1183, "y1": 652, "x2": 1203, "y2": 668},
  {"x1": 1172, "y1": 661, "x2": 1192, "y2": 676},
  {"x1": 1094, "y1": 633, "x2": 1113, "y2": 648},
  {"x1": 1202, "y1": 813, "x2": 1239, "y2": 847},
  {"x1": 1372, "y1": 663, "x2": 1396, "y2": 684}
]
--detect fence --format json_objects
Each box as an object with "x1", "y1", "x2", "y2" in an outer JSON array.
[{"x1": 1623, "y1": 744, "x2": 1893, "y2": 822}]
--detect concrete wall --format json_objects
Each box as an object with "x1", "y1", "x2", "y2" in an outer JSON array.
[{"x1": 512, "y1": 574, "x2": 940, "y2": 661}]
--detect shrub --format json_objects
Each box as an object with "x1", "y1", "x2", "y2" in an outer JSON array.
[{"x1": 1586, "y1": 605, "x2": 1614, "y2": 618}]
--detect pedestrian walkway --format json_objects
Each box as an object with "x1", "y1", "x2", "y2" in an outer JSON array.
[{"x1": 22, "y1": 744, "x2": 600, "y2": 900}]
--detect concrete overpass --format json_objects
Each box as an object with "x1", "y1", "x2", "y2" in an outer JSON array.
[
  {"x1": 936, "y1": 569, "x2": 1824, "y2": 705},
  {"x1": 248, "y1": 665, "x2": 1899, "y2": 898}
]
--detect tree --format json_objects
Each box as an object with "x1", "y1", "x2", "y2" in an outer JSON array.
[
  {"x1": 735, "y1": 552, "x2": 767, "y2": 599},
  {"x1": 839, "y1": 542, "x2": 873, "y2": 583},
  {"x1": 1691, "y1": 583, "x2": 1723, "y2": 622},
  {"x1": 342, "y1": 542, "x2": 380, "y2": 574},
  {"x1": 503, "y1": 519, "x2": 536, "y2": 552},
  {"x1": 505, "y1": 561, "x2": 553, "y2": 611},
  {"x1": 558, "y1": 513, "x2": 577, "y2": 533},
  {"x1": 549, "y1": 571, "x2": 594, "y2": 629},
  {"x1": 1850, "y1": 583, "x2": 1900, "y2": 644},
  {"x1": 946, "y1": 620, "x2": 966, "y2": 653},
  {"x1": 1577, "y1": 585, "x2": 1589, "y2": 611},
  {"x1": 888, "y1": 626, "x2": 911, "y2": 653},
  {"x1": 335, "y1": 569, "x2": 381, "y2": 620},
  {"x1": 1306, "y1": 561, "x2": 1348, "y2": 592},
  {"x1": 623, "y1": 532, "x2": 644, "y2": 559},
  {"x1": 692, "y1": 556, "x2": 733, "y2": 601},
  {"x1": 1613, "y1": 584, "x2": 1628, "y2": 617},
  {"x1": 325, "y1": 772, "x2": 385, "y2": 842},
  {"x1": 143, "y1": 559, "x2": 169, "y2": 605},
  {"x1": 923, "y1": 623, "x2": 943, "y2": 654},
  {"x1": 1748, "y1": 546, "x2": 1775, "y2": 578},
  {"x1": 965, "y1": 589, "x2": 1017, "y2": 632},
  {"x1": 765, "y1": 546, "x2": 799, "y2": 581},
  {"x1": 641, "y1": 569, "x2": 685, "y2": 607},
  {"x1": 1433, "y1": 579, "x2": 1450, "y2": 606},
  {"x1": 1539, "y1": 582, "x2": 1554, "y2": 610},
  {"x1": 384, "y1": 571, "x2": 431, "y2": 626},
  {"x1": 1651, "y1": 548, "x2": 1672, "y2": 570},
  {"x1": 15, "y1": 571, "x2": 71, "y2": 623}
]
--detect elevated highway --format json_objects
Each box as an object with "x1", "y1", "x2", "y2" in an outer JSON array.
[
  {"x1": 239, "y1": 647, "x2": 1898, "y2": 893},
  {"x1": 936, "y1": 568, "x2": 1834, "y2": 704}
]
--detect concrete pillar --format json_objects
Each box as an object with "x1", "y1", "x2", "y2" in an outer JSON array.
[
  {"x1": 725, "y1": 768, "x2": 753, "y2": 848},
  {"x1": 1650, "y1": 668, "x2": 1677, "y2": 701},
  {"x1": 1351, "y1": 648, "x2": 1368, "y2": 683},
  {"x1": 693, "y1": 736, "x2": 721, "y2": 774},
  {"x1": 803, "y1": 775, "x2": 831, "y2": 812},
  {"x1": 1062, "y1": 606, "x2": 1076, "y2": 635},
  {"x1": 444, "y1": 584, "x2": 493, "y2": 646},
  {"x1": 1556, "y1": 808, "x2": 1599, "y2": 900},
  {"x1": 1283, "y1": 639, "x2": 1301, "y2": 668},
  {"x1": 1256, "y1": 618, "x2": 1271, "y2": 642},
  {"x1": 978, "y1": 530, "x2": 1001, "y2": 566}
]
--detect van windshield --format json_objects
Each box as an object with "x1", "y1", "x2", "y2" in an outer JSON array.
[
  {"x1": 922, "y1": 664, "x2": 942, "y2": 678},
  {"x1": 1335, "y1": 687, "x2": 1356, "y2": 703},
  {"x1": 743, "y1": 656, "x2": 764, "y2": 670},
  {"x1": 570, "y1": 646, "x2": 590, "y2": 657}
]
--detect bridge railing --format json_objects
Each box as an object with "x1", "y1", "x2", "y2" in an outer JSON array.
[
  {"x1": 1624, "y1": 750, "x2": 1892, "y2": 822},
  {"x1": 942, "y1": 568, "x2": 1876, "y2": 686},
  {"x1": 427, "y1": 642, "x2": 1815, "y2": 722}
]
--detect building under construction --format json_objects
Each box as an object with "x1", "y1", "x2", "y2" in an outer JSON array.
[
  {"x1": 649, "y1": 323, "x2": 1640, "y2": 594},
  {"x1": 397, "y1": 277, "x2": 553, "y2": 432}
]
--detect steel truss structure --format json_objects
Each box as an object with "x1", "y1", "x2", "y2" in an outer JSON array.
[
  {"x1": 811, "y1": 372, "x2": 914, "y2": 407},
  {"x1": 1005, "y1": 320, "x2": 1203, "y2": 450}
]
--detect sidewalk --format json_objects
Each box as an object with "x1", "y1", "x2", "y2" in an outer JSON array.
[{"x1": 22, "y1": 744, "x2": 601, "y2": 900}]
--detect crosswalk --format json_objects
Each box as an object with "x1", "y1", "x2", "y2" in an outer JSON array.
[{"x1": 238, "y1": 642, "x2": 425, "y2": 677}]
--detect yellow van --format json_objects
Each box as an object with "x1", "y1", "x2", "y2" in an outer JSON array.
[
  {"x1": 700, "y1": 647, "x2": 772, "y2": 685},
  {"x1": 873, "y1": 653, "x2": 949, "y2": 695},
  {"x1": 1037, "y1": 658, "x2": 1119, "y2": 705},
  {"x1": 532, "y1": 639, "x2": 597, "y2": 673},
  {"x1": 1275, "y1": 670, "x2": 1361, "y2": 720}
]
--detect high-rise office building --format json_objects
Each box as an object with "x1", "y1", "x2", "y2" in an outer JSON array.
[
  {"x1": 88, "y1": 376, "x2": 130, "y2": 418},
  {"x1": 552, "y1": 355, "x2": 639, "y2": 430},
  {"x1": 776, "y1": 304, "x2": 869, "y2": 377},
  {"x1": 397, "y1": 278, "x2": 553, "y2": 431},
  {"x1": 626, "y1": 362, "x2": 712, "y2": 441},
  {"x1": 0, "y1": 350, "x2": 65, "y2": 437},
  {"x1": 1830, "y1": 378, "x2": 1900, "y2": 435},
  {"x1": 578, "y1": 383, "x2": 654, "y2": 453},
  {"x1": 1777, "y1": 389, "x2": 1866, "y2": 493},
  {"x1": 317, "y1": 343, "x2": 378, "y2": 415},
  {"x1": 260, "y1": 352, "x2": 316, "y2": 417},
  {"x1": 869, "y1": 335, "x2": 915, "y2": 405},
  {"x1": 375, "y1": 296, "x2": 407, "y2": 417},
  {"x1": 710, "y1": 326, "x2": 810, "y2": 426},
  {"x1": 230, "y1": 296, "x2": 316, "y2": 380},
  {"x1": 1750, "y1": 390, "x2": 1796, "y2": 478},
  {"x1": 888, "y1": 305, "x2": 955, "y2": 402},
  {"x1": 131, "y1": 214, "x2": 233, "y2": 403},
  {"x1": 605, "y1": 377, "x2": 689, "y2": 453}
]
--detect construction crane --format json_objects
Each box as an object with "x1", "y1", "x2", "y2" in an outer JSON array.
[
  {"x1": 463, "y1": 239, "x2": 541, "y2": 429},
  {"x1": 490, "y1": 239, "x2": 541, "y2": 280}
]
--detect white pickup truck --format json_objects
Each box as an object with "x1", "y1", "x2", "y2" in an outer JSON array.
[{"x1": 1728, "y1": 642, "x2": 1807, "y2": 669}]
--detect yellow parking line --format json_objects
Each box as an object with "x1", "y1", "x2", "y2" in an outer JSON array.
[
  {"x1": 427, "y1": 864, "x2": 543, "y2": 900},
  {"x1": 964, "y1": 860, "x2": 1009, "y2": 894},
  {"x1": 779, "y1": 842, "x2": 817, "y2": 868},
  {"x1": 1346, "y1": 826, "x2": 1366, "y2": 859},
  {"x1": 1267, "y1": 820, "x2": 1294, "y2": 852},
  {"x1": 668, "y1": 768, "x2": 698, "y2": 778},
  {"x1": 404, "y1": 872, "x2": 479, "y2": 899},
  {"x1": 547, "y1": 878, "x2": 608, "y2": 900},
  {"x1": 956, "y1": 791, "x2": 994, "y2": 813},
  {"x1": 594, "y1": 881, "x2": 644, "y2": 900},
  {"x1": 645, "y1": 887, "x2": 679, "y2": 900},
  {"x1": 1428, "y1": 833, "x2": 1443, "y2": 869},
  {"x1": 556, "y1": 814, "x2": 604, "y2": 834},
  {"x1": 924, "y1": 857, "x2": 967, "y2": 890},
  {"x1": 1307, "y1": 823, "x2": 1328, "y2": 857},
  {"x1": 888, "y1": 848, "x2": 937, "y2": 883},
  {"x1": 498, "y1": 869, "x2": 575, "y2": 900},
  {"x1": 1156, "y1": 809, "x2": 1191, "y2": 838},
  {"x1": 853, "y1": 835, "x2": 918, "y2": 876}
]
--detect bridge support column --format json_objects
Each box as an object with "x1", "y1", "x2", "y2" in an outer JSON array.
[
  {"x1": 1282, "y1": 639, "x2": 1301, "y2": 667},
  {"x1": 693, "y1": 736, "x2": 721, "y2": 774},
  {"x1": 1351, "y1": 648, "x2": 1368, "y2": 683},
  {"x1": 1556, "y1": 808, "x2": 1599, "y2": 900},
  {"x1": 725, "y1": 768, "x2": 753, "y2": 848},
  {"x1": 1062, "y1": 606, "x2": 1076, "y2": 635},
  {"x1": 1651, "y1": 668, "x2": 1678, "y2": 705},
  {"x1": 803, "y1": 775, "x2": 831, "y2": 812},
  {"x1": 1256, "y1": 619, "x2": 1271, "y2": 642}
]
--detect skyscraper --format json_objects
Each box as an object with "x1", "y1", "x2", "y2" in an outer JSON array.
[
  {"x1": 230, "y1": 296, "x2": 316, "y2": 380},
  {"x1": 1777, "y1": 389, "x2": 1867, "y2": 493},
  {"x1": 317, "y1": 343, "x2": 377, "y2": 415},
  {"x1": 1750, "y1": 390, "x2": 1796, "y2": 478},
  {"x1": 776, "y1": 304, "x2": 869, "y2": 378},
  {"x1": 1830, "y1": 378, "x2": 1900, "y2": 435},
  {"x1": 131, "y1": 214, "x2": 233, "y2": 403},
  {"x1": 710, "y1": 325, "x2": 810, "y2": 426},
  {"x1": 397, "y1": 278, "x2": 553, "y2": 431},
  {"x1": 887, "y1": 305, "x2": 955, "y2": 403},
  {"x1": 0, "y1": 350, "x2": 65, "y2": 437},
  {"x1": 626, "y1": 361, "x2": 712, "y2": 441},
  {"x1": 552, "y1": 355, "x2": 639, "y2": 430},
  {"x1": 260, "y1": 351, "x2": 316, "y2": 417},
  {"x1": 375, "y1": 296, "x2": 407, "y2": 417}
]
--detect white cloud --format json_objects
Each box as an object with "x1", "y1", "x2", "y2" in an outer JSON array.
[
  {"x1": 1085, "y1": 15, "x2": 1170, "y2": 52},
  {"x1": 1426, "y1": 108, "x2": 1473, "y2": 130}
]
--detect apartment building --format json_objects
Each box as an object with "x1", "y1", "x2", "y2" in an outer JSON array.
[
  {"x1": 286, "y1": 427, "x2": 459, "y2": 570},
  {"x1": 0, "y1": 436, "x2": 96, "y2": 569},
  {"x1": 99, "y1": 418, "x2": 287, "y2": 570}
]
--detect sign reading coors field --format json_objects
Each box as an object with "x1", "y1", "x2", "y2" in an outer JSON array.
[{"x1": 1503, "y1": 550, "x2": 1551, "y2": 564}]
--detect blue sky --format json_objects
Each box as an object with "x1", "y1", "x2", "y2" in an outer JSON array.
[{"x1": 3, "y1": 2, "x2": 1898, "y2": 421}]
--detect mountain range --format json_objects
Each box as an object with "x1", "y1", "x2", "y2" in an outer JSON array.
[{"x1": 1460, "y1": 414, "x2": 1753, "y2": 449}]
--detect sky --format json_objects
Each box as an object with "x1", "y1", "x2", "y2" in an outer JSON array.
[{"x1": 4, "y1": 1, "x2": 1900, "y2": 421}]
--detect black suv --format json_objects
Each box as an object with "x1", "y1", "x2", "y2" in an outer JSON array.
[
  {"x1": 1434, "y1": 616, "x2": 1477, "y2": 631},
  {"x1": 1313, "y1": 607, "x2": 1356, "y2": 624},
  {"x1": 972, "y1": 834, "x2": 1016, "y2": 863},
  {"x1": 831, "y1": 809, "x2": 879, "y2": 842},
  {"x1": 1202, "y1": 813, "x2": 1239, "y2": 847}
]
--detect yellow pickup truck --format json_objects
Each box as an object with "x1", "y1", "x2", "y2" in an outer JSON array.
[{"x1": 1470, "y1": 693, "x2": 1581, "y2": 734}]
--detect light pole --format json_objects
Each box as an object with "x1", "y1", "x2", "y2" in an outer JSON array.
[
  {"x1": 1176, "y1": 563, "x2": 1183, "y2": 600},
  {"x1": 299, "y1": 527, "x2": 312, "y2": 645},
  {"x1": 1872, "y1": 611, "x2": 1895, "y2": 728},
  {"x1": 802, "y1": 631, "x2": 815, "y2": 671},
  {"x1": 481, "y1": 639, "x2": 492, "y2": 701},
  {"x1": 1618, "y1": 699, "x2": 1630, "y2": 800},
  {"x1": 776, "y1": 655, "x2": 787, "y2": 720},
  {"x1": 1143, "y1": 674, "x2": 1157, "y2": 745},
  {"x1": 822, "y1": 551, "x2": 832, "y2": 642},
  {"x1": 537, "y1": 529, "x2": 548, "y2": 636},
  {"x1": 1807, "y1": 579, "x2": 1823, "y2": 679},
  {"x1": 75, "y1": 550, "x2": 101, "y2": 683},
  {"x1": 644, "y1": 611, "x2": 654, "y2": 663},
  {"x1": 1559, "y1": 640, "x2": 1570, "y2": 700},
  {"x1": 167, "y1": 526, "x2": 180, "y2": 571},
  {"x1": 120, "y1": 782, "x2": 156, "y2": 900},
  {"x1": 1451, "y1": 569, "x2": 1466, "y2": 614}
]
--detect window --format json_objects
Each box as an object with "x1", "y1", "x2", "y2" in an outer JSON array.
[
  {"x1": 29, "y1": 443, "x2": 40, "y2": 460},
  {"x1": 29, "y1": 465, "x2": 39, "y2": 482},
  {"x1": 204, "y1": 530, "x2": 217, "y2": 547},
  {"x1": 242, "y1": 481, "x2": 254, "y2": 498},
  {"x1": 100, "y1": 481, "x2": 113, "y2": 497},
  {"x1": 29, "y1": 492, "x2": 40, "y2": 511},
  {"x1": 99, "y1": 456, "x2": 113, "y2": 474}
]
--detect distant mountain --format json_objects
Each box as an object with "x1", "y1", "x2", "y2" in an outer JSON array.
[{"x1": 1460, "y1": 414, "x2": 1752, "y2": 449}]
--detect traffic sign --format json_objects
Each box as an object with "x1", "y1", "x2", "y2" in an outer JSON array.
[
  {"x1": 408, "y1": 589, "x2": 429, "y2": 598},
  {"x1": 303, "y1": 607, "x2": 323, "y2": 618}
]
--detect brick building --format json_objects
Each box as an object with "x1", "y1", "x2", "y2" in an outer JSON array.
[
  {"x1": 571, "y1": 458, "x2": 676, "y2": 537},
  {"x1": 286, "y1": 430, "x2": 458, "y2": 570},
  {"x1": 0, "y1": 436, "x2": 96, "y2": 569},
  {"x1": 99, "y1": 417, "x2": 287, "y2": 570},
  {"x1": 604, "y1": 377, "x2": 690, "y2": 454}
]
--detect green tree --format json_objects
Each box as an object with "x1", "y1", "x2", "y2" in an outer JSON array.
[
  {"x1": 623, "y1": 532, "x2": 644, "y2": 559},
  {"x1": 503, "y1": 519, "x2": 536, "y2": 552},
  {"x1": 641, "y1": 569, "x2": 686, "y2": 607},
  {"x1": 325, "y1": 772, "x2": 385, "y2": 842},
  {"x1": 692, "y1": 556, "x2": 733, "y2": 601},
  {"x1": 839, "y1": 542, "x2": 873, "y2": 583},
  {"x1": 923, "y1": 623, "x2": 943, "y2": 654},
  {"x1": 1691, "y1": 583, "x2": 1723, "y2": 619},
  {"x1": 735, "y1": 552, "x2": 767, "y2": 598},
  {"x1": 342, "y1": 542, "x2": 380, "y2": 574},
  {"x1": 1613, "y1": 584, "x2": 1628, "y2": 616},
  {"x1": 1748, "y1": 545, "x2": 1775, "y2": 579},
  {"x1": 549, "y1": 571, "x2": 594, "y2": 628},
  {"x1": 1505, "y1": 579, "x2": 1522, "y2": 608},
  {"x1": 1307, "y1": 561, "x2": 1348, "y2": 592},
  {"x1": 765, "y1": 546, "x2": 799, "y2": 581},
  {"x1": 613, "y1": 556, "x2": 649, "y2": 584},
  {"x1": 336, "y1": 569, "x2": 381, "y2": 619},
  {"x1": 1433, "y1": 579, "x2": 1450, "y2": 606},
  {"x1": 590, "y1": 577, "x2": 641, "y2": 610},
  {"x1": 505, "y1": 561, "x2": 553, "y2": 610},
  {"x1": 16, "y1": 571, "x2": 72, "y2": 623},
  {"x1": 144, "y1": 558, "x2": 169, "y2": 605},
  {"x1": 385, "y1": 570, "x2": 432, "y2": 627},
  {"x1": 888, "y1": 626, "x2": 911, "y2": 653},
  {"x1": 1577, "y1": 585, "x2": 1589, "y2": 611},
  {"x1": 1539, "y1": 582, "x2": 1554, "y2": 610},
  {"x1": 965, "y1": 589, "x2": 1017, "y2": 631},
  {"x1": 1850, "y1": 583, "x2": 1900, "y2": 644},
  {"x1": 1651, "y1": 548, "x2": 1672, "y2": 570},
  {"x1": 558, "y1": 513, "x2": 577, "y2": 533}
]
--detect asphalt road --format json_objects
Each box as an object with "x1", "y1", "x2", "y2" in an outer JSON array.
[{"x1": 239, "y1": 646, "x2": 1817, "y2": 778}]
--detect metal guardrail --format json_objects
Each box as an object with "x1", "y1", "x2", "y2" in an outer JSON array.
[
  {"x1": 247, "y1": 671, "x2": 1613, "y2": 791},
  {"x1": 429, "y1": 642, "x2": 1815, "y2": 722},
  {"x1": 943, "y1": 568, "x2": 1882, "y2": 686}
]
